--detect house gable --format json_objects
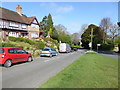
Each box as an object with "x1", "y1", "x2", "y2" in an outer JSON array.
[{"x1": 32, "y1": 19, "x2": 38, "y2": 24}]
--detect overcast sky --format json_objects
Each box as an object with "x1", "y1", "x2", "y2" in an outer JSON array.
[{"x1": 1, "y1": 2, "x2": 118, "y2": 34}]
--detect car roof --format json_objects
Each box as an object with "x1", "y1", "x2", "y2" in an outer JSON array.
[{"x1": 43, "y1": 48, "x2": 52, "y2": 49}]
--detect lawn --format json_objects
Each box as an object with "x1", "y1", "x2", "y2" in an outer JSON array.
[{"x1": 38, "y1": 52, "x2": 118, "y2": 88}]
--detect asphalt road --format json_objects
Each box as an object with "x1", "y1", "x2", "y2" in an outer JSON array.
[
  {"x1": 101, "y1": 54, "x2": 119, "y2": 60},
  {"x1": 97, "y1": 51, "x2": 119, "y2": 60},
  {"x1": 1, "y1": 49, "x2": 86, "y2": 88}
]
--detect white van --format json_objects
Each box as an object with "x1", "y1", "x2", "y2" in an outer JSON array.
[{"x1": 59, "y1": 43, "x2": 71, "y2": 53}]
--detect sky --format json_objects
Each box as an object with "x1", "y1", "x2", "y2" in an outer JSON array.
[{"x1": 1, "y1": 2, "x2": 118, "y2": 34}]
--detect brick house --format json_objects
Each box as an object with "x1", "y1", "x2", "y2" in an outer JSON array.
[{"x1": 0, "y1": 5, "x2": 40, "y2": 40}]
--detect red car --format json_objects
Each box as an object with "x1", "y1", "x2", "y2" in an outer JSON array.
[{"x1": 0, "y1": 47, "x2": 33, "y2": 67}]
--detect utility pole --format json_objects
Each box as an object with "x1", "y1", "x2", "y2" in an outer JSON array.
[{"x1": 90, "y1": 28, "x2": 93, "y2": 51}]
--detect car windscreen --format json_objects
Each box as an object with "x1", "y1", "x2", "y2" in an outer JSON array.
[
  {"x1": 0, "y1": 49, "x2": 4, "y2": 53},
  {"x1": 42, "y1": 48, "x2": 50, "y2": 51}
]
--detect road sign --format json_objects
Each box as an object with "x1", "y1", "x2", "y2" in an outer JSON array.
[
  {"x1": 97, "y1": 44, "x2": 101, "y2": 46},
  {"x1": 89, "y1": 42, "x2": 92, "y2": 47}
]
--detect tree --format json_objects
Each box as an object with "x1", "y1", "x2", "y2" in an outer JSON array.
[
  {"x1": 71, "y1": 33, "x2": 80, "y2": 45},
  {"x1": 40, "y1": 14, "x2": 58, "y2": 40},
  {"x1": 109, "y1": 24, "x2": 119, "y2": 44},
  {"x1": 99, "y1": 17, "x2": 112, "y2": 43},
  {"x1": 40, "y1": 16, "x2": 48, "y2": 36},
  {"x1": 55, "y1": 24, "x2": 72, "y2": 45},
  {"x1": 80, "y1": 24, "x2": 88, "y2": 36},
  {"x1": 81, "y1": 24, "x2": 104, "y2": 49},
  {"x1": 47, "y1": 14, "x2": 53, "y2": 30},
  {"x1": 55, "y1": 24, "x2": 68, "y2": 35},
  {"x1": 51, "y1": 27, "x2": 59, "y2": 40},
  {"x1": 58, "y1": 34, "x2": 72, "y2": 45}
]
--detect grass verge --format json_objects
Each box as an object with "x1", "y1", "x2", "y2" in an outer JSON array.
[{"x1": 38, "y1": 52, "x2": 118, "y2": 88}]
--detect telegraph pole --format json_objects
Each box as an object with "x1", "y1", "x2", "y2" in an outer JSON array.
[{"x1": 90, "y1": 28, "x2": 93, "y2": 51}]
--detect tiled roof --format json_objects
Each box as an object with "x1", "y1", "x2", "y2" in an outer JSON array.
[{"x1": 0, "y1": 7, "x2": 39, "y2": 25}]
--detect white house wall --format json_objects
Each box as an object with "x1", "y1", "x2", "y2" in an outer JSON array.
[
  {"x1": 0, "y1": 19, "x2": 27, "y2": 31},
  {"x1": 27, "y1": 18, "x2": 40, "y2": 38}
]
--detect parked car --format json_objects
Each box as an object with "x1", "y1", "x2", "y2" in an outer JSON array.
[
  {"x1": 71, "y1": 47, "x2": 78, "y2": 51},
  {"x1": 59, "y1": 43, "x2": 71, "y2": 53},
  {"x1": 0, "y1": 47, "x2": 33, "y2": 67},
  {"x1": 40, "y1": 48, "x2": 58, "y2": 57}
]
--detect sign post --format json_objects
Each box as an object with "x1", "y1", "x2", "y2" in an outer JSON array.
[
  {"x1": 90, "y1": 28, "x2": 93, "y2": 51},
  {"x1": 97, "y1": 44, "x2": 101, "y2": 52}
]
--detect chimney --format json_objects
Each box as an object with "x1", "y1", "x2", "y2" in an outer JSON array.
[{"x1": 16, "y1": 5, "x2": 22, "y2": 15}]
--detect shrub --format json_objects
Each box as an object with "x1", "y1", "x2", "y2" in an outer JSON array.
[
  {"x1": 51, "y1": 40, "x2": 58, "y2": 45},
  {"x1": 34, "y1": 42, "x2": 45, "y2": 49},
  {"x1": 8, "y1": 36, "x2": 17, "y2": 42},
  {"x1": 99, "y1": 43, "x2": 114, "y2": 51},
  {"x1": 8, "y1": 36, "x2": 36, "y2": 45},
  {"x1": 1, "y1": 42, "x2": 15, "y2": 47},
  {"x1": 8, "y1": 37, "x2": 45, "y2": 49}
]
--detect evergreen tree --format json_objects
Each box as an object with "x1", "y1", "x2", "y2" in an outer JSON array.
[
  {"x1": 40, "y1": 14, "x2": 58, "y2": 40},
  {"x1": 40, "y1": 16, "x2": 48, "y2": 36},
  {"x1": 81, "y1": 24, "x2": 104, "y2": 49}
]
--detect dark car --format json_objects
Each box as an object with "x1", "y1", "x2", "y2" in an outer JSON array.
[{"x1": 71, "y1": 47, "x2": 78, "y2": 51}]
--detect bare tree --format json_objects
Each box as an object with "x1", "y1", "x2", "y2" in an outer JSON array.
[
  {"x1": 80, "y1": 24, "x2": 88, "y2": 34},
  {"x1": 109, "y1": 24, "x2": 119, "y2": 44},
  {"x1": 71, "y1": 33, "x2": 80, "y2": 45},
  {"x1": 99, "y1": 17, "x2": 112, "y2": 43},
  {"x1": 54, "y1": 24, "x2": 69, "y2": 35},
  {"x1": 79, "y1": 24, "x2": 88, "y2": 39}
]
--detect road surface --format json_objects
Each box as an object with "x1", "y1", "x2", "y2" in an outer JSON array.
[
  {"x1": 1, "y1": 50, "x2": 86, "y2": 88},
  {"x1": 98, "y1": 51, "x2": 119, "y2": 60}
]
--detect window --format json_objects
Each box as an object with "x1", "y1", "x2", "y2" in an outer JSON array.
[
  {"x1": 15, "y1": 49, "x2": 26, "y2": 54},
  {"x1": 22, "y1": 24, "x2": 27, "y2": 29},
  {"x1": 8, "y1": 49, "x2": 15, "y2": 53},
  {"x1": 8, "y1": 32, "x2": 19, "y2": 37},
  {"x1": 42, "y1": 48, "x2": 50, "y2": 51},
  {"x1": 8, "y1": 49, "x2": 26, "y2": 54},
  {"x1": 31, "y1": 24, "x2": 38, "y2": 28},
  {"x1": 9, "y1": 22, "x2": 18, "y2": 27},
  {"x1": 0, "y1": 20, "x2": 3, "y2": 26},
  {"x1": 31, "y1": 33, "x2": 38, "y2": 38},
  {"x1": 0, "y1": 49, "x2": 4, "y2": 53},
  {"x1": 51, "y1": 48, "x2": 56, "y2": 51}
]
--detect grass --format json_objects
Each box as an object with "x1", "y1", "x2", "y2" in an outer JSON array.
[{"x1": 38, "y1": 52, "x2": 118, "y2": 88}]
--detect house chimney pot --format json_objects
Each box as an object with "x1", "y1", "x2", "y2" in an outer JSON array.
[{"x1": 16, "y1": 5, "x2": 22, "y2": 15}]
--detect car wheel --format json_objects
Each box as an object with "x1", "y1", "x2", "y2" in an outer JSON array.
[
  {"x1": 50, "y1": 54, "x2": 52, "y2": 57},
  {"x1": 4, "y1": 60, "x2": 12, "y2": 68},
  {"x1": 28, "y1": 57, "x2": 33, "y2": 62},
  {"x1": 55, "y1": 53, "x2": 58, "y2": 56}
]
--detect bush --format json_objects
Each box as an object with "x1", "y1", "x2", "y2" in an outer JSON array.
[
  {"x1": 1, "y1": 42, "x2": 15, "y2": 47},
  {"x1": 99, "y1": 43, "x2": 114, "y2": 51},
  {"x1": 8, "y1": 36, "x2": 36, "y2": 45},
  {"x1": 34, "y1": 42, "x2": 45, "y2": 49},
  {"x1": 8, "y1": 36, "x2": 17, "y2": 42},
  {"x1": 51, "y1": 40, "x2": 58, "y2": 45},
  {"x1": 8, "y1": 37, "x2": 46, "y2": 49}
]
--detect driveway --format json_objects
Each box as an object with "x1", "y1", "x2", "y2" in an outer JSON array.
[{"x1": 1, "y1": 49, "x2": 86, "y2": 88}]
